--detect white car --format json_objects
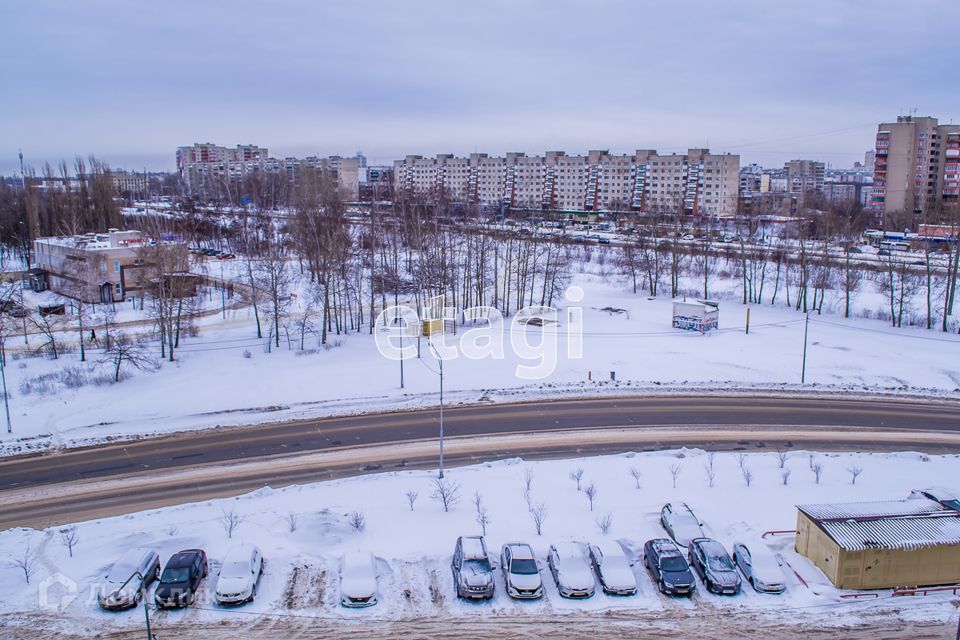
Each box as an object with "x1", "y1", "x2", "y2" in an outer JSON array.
[
  {"x1": 97, "y1": 548, "x2": 160, "y2": 611},
  {"x1": 547, "y1": 542, "x2": 595, "y2": 598},
  {"x1": 214, "y1": 544, "x2": 264, "y2": 605},
  {"x1": 588, "y1": 542, "x2": 637, "y2": 596},
  {"x1": 501, "y1": 543, "x2": 544, "y2": 599},
  {"x1": 660, "y1": 502, "x2": 706, "y2": 548},
  {"x1": 732, "y1": 542, "x2": 786, "y2": 594},
  {"x1": 340, "y1": 551, "x2": 380, "y2": 607}
]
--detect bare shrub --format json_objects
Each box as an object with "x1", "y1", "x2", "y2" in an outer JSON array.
[
  {"x1": 669, "y1": 463, "x2": 683, "y2": 489},
  {"x1": 569, "y1": 467, "x2": 584, "y2": 491},
  {"x1": 163, "y1": 525, "x2": 179, "y2": 537},
  {"x1": 584, "y1": 482, "x2": 599, "y2": 511},
  {"x1": 530, "y1": 502, "x2": 547, "y2": 535},
  {"x1": 474, "y1": 492, "x2": 490, "y2": 536},
  {"x1": 781, "y1": 469, "x2": 791, "y2": 486},
  {"x1": 12, "y1": 544, "x2": 38, "y2": 583},
  {"x1": 596, "y1": 513, "x2": 613, "y2": 535},
  {"x1": 741, "y1": 465, "x2": 753, "y2": 487},
  {"x1": 405, "y1": 489, "x2": 419, "y2": 511},
  {"x1": 242, "y1": 349, "x2": 252, "y2": 359},
  {"x1": 523, "y1": 467, "x2": 536, "y2": 508},
  {"x1": 847, "y1": 465, "x2": 863, "y2": 485},
  {"x1": 285, "y1": 512, "x2": 299, "y2": 533},
  {"x1": 629, "y1": 466, "x2": 642, "y2": 489},
  {"x1": 431, "y1": 478, "x2": 461, "y2": 513},
  {"x1": 218, "y1": 508, "x2": 245, "y2": 539},
  {"x1": 349, "y1": 511, "x2": 366, "y2": 532},
  {"x1": 703, "y1": 452, "x2": 717, "y2": 488},
  {"x1": 737, "y1": 453, "x2": 747, "y2": 471},
  {"x1": 811, "y1": 462, "x2": 823, "y2": 484},
  {"x1": 776, "y1": 449, "x2": 789, "y2": 469},
  {"x1": 60, "y1": 527, "x2": 79, "y2": 558}
]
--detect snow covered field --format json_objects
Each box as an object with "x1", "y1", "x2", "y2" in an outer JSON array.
[
  {"x1": 2, "y1": 268, "x2": 959, "y2": 457},
  {"x1": 1, "y1": 449, "x2": 958, "y2": 636}
]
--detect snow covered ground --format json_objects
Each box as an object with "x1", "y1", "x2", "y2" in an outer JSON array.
[
  {"x1": 0, "y1": 449, "x2": 958, "y2": 636},
  {"x1": 2, "y1": 270, "x2": 959, "y2": 457}
]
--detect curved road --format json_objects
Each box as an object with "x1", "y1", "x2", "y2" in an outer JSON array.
[{"x1": 3, "y1": 394, "x2": 960, "y2": 529}]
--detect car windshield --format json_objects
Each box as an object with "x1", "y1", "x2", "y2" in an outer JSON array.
[
  {"x1": 106, "y1": 561, "x2": 138, "y2": 583},
  {"x1": 464, "y1": 559, "x2": 490, "y2": 573},
  {"x1": 706, "y1": 550, "x2": 734, "y2": 572},
  {"x1": 160, "y1": 567, "x2": 189, "y2": 583},
  {"x1": 511, "y1": 558, "x2": 538, "y2": 575},
  {"x1": 660, "y1": 555, "x2": 688, "y2": 572}
]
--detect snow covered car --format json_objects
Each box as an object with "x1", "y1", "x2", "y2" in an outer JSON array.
[
  {"x1": 154, "y1": 549, "x2": 208, "y2": 609},
  {"x1": 500, "y1": 542, "x2": 543, "y2": 599},
  {"x1": 587, "y1": 542, "x2": 637, "y2": 596},
  {"x1": 214, "y1": 544, "x2": 264, "y2": 605},
  {"x1": 340, "y1": 551, "x2": 380, "y2": 608},
  {"x1": 732, "y1": 542, "x2": 786, "y2": 594},
  {"x1": 660, "y1": 502, "x2": 706, "y2": 547},
  {"x1": 688, "y1": 538, "x2": 741, "y2": 595},
  {"x1": 643, "y1": 538, "x2": 695, "y2": 596},
  {"x1": 97, "y1": 548, "x2": 160, "y2": 611},
  {"x1": 912, "y1": 487, "x2": 960, "y2": 512},
  {"x1": 451, "y1": 536, "x2": 495, "y2": 599},
  {"x1": 547, "y1": 542, "x2": 595, "y2": 599}
]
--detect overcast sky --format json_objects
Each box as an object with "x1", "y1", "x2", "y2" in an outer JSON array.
[{"x1": 1, "y1": 0, "x2": 957, "y2": 175}]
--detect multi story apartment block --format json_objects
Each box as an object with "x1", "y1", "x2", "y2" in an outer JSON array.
[
  {"x1": 110, "y1": 171, "x2": 148, "y2": 194},
  {"x1": 871, "y1": 116, "x2": 960, "y2": 216},
  {"x1": 176, "y1": 143, "x2": 359, "y2": 200},
  {"x1": 394, "y1": 149, "x2": 739, "y2": 216},
  {"x1": 784, "y1": 160, "x2": 825, "y2": 194}
]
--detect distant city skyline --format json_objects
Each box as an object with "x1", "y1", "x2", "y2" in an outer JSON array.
[{"x1": 1, "y1": 0, "x2": 957, "y2": 175}]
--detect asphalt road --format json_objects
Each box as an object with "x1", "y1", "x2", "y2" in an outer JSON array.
[{"x1": 3, "y1": 394, "x2": 960, "y2": 529}]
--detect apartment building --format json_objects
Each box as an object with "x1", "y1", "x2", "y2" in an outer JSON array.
[
  {"x1": 871, "y1": 116, "x2": 960, "y2": 216},
  {"x1": 176, "y1": 143, "x2": 360, "y2": 200},
  {"x1": 784, "y1": 160, "x2": 825, "y2": 194},
  {"x1": 394, "y1": 149, "x2": 739, "y2": 216}
]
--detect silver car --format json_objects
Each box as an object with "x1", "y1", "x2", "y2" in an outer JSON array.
[
  {"x1": 452, "y1": 536, "x2": 495, "y2": 599},
  {"x1": 215, "y1": 544, "x2": 264, "y2": 605},
  {"x1": 588, "y1": 542, "x2": 637, "y2": 596},
  {"x1": 660, "y1": 502, "x2": 706, "y2": 548},
  {"x1": 501, "y1": 543, "x2": 543, "y2": 599},
  {"x1": 547, "y1": 542, "x2": 595, "y2": 598},
  {"x1": 97, "y1": 548, "x2": 160, "y2": 611},
  {"x1": 732, "y1": 542, "x2": 786, "y2": 594},
  {"x1": 340, "y1": 551, "x2": 380, "y2": 608}
]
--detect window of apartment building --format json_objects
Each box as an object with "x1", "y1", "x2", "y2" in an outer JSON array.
[{"x1": 113, "y1": 260, "x2": 121, "y2": 273}]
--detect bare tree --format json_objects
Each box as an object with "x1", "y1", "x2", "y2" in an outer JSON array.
[
  {"x1": 703, "y1": 452, "x2": 717, "y2": 488},
  {"x1": 405, "y1": 489, "x2": 419, "y2": 512},
  {"x1": 28, "y1": 311, "x2": 65, "y2": 359},
  {"x1": 12, "y1": 544, "x2": 38, "y2": 583},
  {"x1": 431, "y1": 478, "x2": 461, "y2": 513},
  {"x1": 60, "y1": 527, "x2": 79, "y2": 558},
  {"x1": 847, "y1": 465, "x2": 863, "y2": 485},
  {"x1": 811, "y1": 462, "x2": 823, "y2": 484},
  {"x1": 218, "y1": 508, "x2": 245, "y2": 539},
  {"x1": 669, "y1": 463, "x2": 683, "y2": 489},
  {"x1": 99, "y1": 331, "x2": 157, "y2": 382},
  {"x1": 596, "y1": 513, "x2": 613, "y2": 535},
  {"x1": 163, "y1": 525, "x2": 178, "y2": 537},
  {"x1": 737, "y1": 453, "x2": 748, "y2": 471},
  {"x1": 523, "y1": 467, "x2": 535, "y2": 509},
  {"x1": 473, "y1": 492, "x2": 490, "y2": 536},
  {"x1": 741, "y1": 465, "x2": 753, "y2": 487},
  {"x1": 776, "y1": 449, "x2": 789, "y2": 469},
  {"x1": 584, "y1": 482, "x2": 598, "y2": 511},
  {"x1": 569, "y1": 467, "x2": 585, "y2": 491},
  {"x1": 530, "y1": 502, "x2": 547, "y2": 535},
  {"x1": 781, "y1": 469, "x2": 791, "y2": 486},
  {"x1": 285, "y1": 512, "x2": 299, "y2": 533},
  {"x1": 349, "y1": 511, "x2": 366, "y2": 532},
  {"x1": 629, "y1": 466, "x2": 642, "y2": 489}
]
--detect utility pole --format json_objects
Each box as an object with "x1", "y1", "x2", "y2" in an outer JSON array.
[
  {"x1": 428, "y1": 338, "x2": 445, "y2": 479},
  {"x1": 801, "y1": 312, "x2": 810, "y2": 384},
  {"x1": 1, "y1": 338, "x2": 12, "y2": 433}
]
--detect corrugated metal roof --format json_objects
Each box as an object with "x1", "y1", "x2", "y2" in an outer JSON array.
[
  {"x1": 798, "y1": 498, "x2": 948, "y2": 522},
  {"x1": 820, "y1": 514, "x2": 960, "y2": 551}
]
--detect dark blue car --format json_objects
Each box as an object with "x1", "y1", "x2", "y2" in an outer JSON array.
[{"x1": 643, "y1": 538, "x2": 695, "y2": 596}]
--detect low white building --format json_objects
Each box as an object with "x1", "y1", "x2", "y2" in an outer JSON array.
[{"x1": 672, "y1": 299, "x2": 719, "y2": 332}]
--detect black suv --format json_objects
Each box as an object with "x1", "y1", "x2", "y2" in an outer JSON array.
[
  {"x1": 155, "y1": 549, "x2": 208, "y2": 609},
  {"x1": 643, "y1": 538, "x2": 695, "y2": 596}
]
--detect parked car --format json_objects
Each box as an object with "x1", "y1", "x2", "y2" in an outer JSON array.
[
  {"x1": 500, "y1": 543, "x2": 543, "y2": 599},
  {"x1": 214, "y1": 544, "x2": 264, "y2": 605},
  {"x1": 688, "y1": 538, "x2": 741, "y2": 595},
  {"x1": 660, "y1": 502, "x2": 706, "y2": 547},
  {"x1": 547, "y1": 542, "x2": 595, "y2": 599},
  {"x1": 913, "y1": 487, "x2": 960, "y2": 511},
  {"x1": 340, "y1": 551, "x2": 379, "y2": 607},
  {"x1": 732, "y1": 542, "x2": 786, "y2": 594},
  {"x1": 587, "y1": 542, "x2": 637, "y2": 596},
  {"x1": 154, "y1": 549, "x2": 208, "y2": 609},
  {"x1": 598, "y1": 237, "x2": 612, "y2": 245},
  {"x1": 681, "y1": 233, "x2": 695, "y2": 241},
  {"x1": 218, "y1": 253, "x2": 236, "y2": 260},
  {"x1": 643, "y1": 538, "x2": 695, "y2": 596},
  {"x1": 451, "y1": 536, "x2": 495, "y2": 599},
  {"x1": 97, "y1": 548, "x2": 160, "y2": 611}
]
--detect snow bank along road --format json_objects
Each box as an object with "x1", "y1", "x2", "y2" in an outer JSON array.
[{"x1": 3, "y1": 394, "x2": 960, "y2": 529}]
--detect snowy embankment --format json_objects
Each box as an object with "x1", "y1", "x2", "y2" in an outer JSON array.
[
  {"x1": 0, "y1": 450, "x2": 957, "y2": 635},
  {"x1": 2, "y1": 271, "x2": 960, "y2": 457}
]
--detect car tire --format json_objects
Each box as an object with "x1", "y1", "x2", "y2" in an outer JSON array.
[{"x1": 659, "y1": 579, "x2": 666, "y2": 594}]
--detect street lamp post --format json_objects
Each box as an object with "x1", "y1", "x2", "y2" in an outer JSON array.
[
  {"x1": 801, "y1": 311, "x2": 810, "y2": 384},
  {"x1": 0, "y1": 337, "x2": 12, "y2": 433},
  {"x1": 115, "y1": 570, "x2": 154, "y2": 640},
  {"x1": 428, "y1": 338, "x2": 445, "y2": 479}
]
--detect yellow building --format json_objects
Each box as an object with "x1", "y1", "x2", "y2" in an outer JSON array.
[{"x1": 795, "y1": 497, "x2": 960, "y2": 590}]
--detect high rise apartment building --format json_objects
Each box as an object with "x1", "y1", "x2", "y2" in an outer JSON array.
[
  {"x1": 394, "y1": 149, "x2": 739, "y2": 216},
  {"x1": 784, "y1": 160, "x2": 825, "y2": 194},
  {"x1": 871, "y1": 116, "x2": 960, "y2": 216}
]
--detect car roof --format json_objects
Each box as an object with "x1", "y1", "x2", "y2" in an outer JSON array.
[
  {"x1": 460, "y1": 536, "x2": 487, "y2": 559},
  {"x1": 505, "y1": 543, "x2": 534, "y2": 559},
  {"x1": 223, "y1": 544, "x2": 258, "y2": 564},
  {"x1": 694, "y1": 538, "x2": 727, "y2": 554},
  {"x1": 552, "y1": 542, "x2": 584, "y2": 558},
  {"x1": 650, "y1": 538, "x2": 682, "y2": 555},
  {"x1": 168, "y1": 550, "x2": 202, "y2": 566},
  {"x1": 593, "y1": 541, "x2": 627, "y2": 557}
]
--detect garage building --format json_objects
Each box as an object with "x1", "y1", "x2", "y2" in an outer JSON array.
[{"x1": 795, "y1": 497, "x2": 960, "y2": 589}]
